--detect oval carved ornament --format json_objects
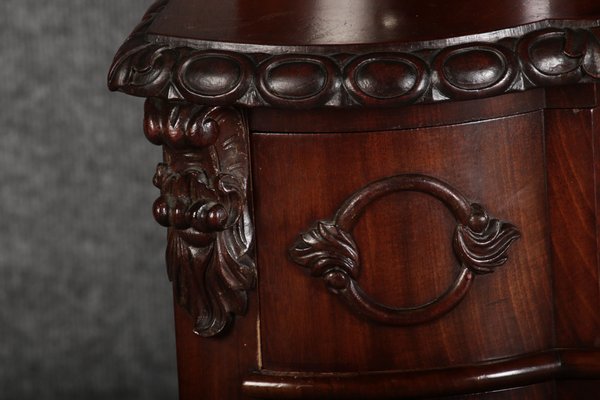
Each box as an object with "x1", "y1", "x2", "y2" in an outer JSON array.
[
  {"x1": 289, "y1": 174, "x2": 520, "y2": 326},
  {"x1": 109, "y1": 1, "x2": 600, "y2": 108}
]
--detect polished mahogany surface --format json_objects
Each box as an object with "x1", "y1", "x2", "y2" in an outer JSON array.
[
  {"x1": 252, "y1": 112, "x2": 551, "y2": 373},
  {"x1": 148, "y1": 0, "x2": 600, "y2": 47},
  {"x1": 109, "y1": 0, "x2": 600, "y2": 398}
]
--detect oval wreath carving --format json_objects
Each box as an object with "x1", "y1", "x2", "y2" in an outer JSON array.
[{"x1": 289, "y1": 174, "x2": 520, "y2": 326}]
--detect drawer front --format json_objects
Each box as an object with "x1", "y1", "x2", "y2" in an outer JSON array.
[{"x1": 251, "y1": 111, "x2": 552, "y2": 373}]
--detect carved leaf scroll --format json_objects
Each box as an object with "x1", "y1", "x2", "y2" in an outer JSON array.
[
  {"x1": 291, "y1": 221, "x2": 359, "y2": 279},
  {"x1": 517, "y1": 28, "x2": 600, "y2": 86},
  {"x1": 454, "y1": 204, "x2": 521, "y2": 274},
  {"x1": 147, "y1": 98, "x2": 255, "y2": 337},
  {"x1": 290, "y1": 174, "x2": 520, "y2": 326}
]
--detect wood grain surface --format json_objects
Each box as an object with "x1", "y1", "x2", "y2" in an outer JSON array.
[
  {"x1": 108, "y1": 0, "x2": 600, "y2": 398},
  {"x1": 252, "y1": 111, "x2": 552, "y2": 373},
  {"x1": 148, "y1": 0, "x2": 600, "y2": 46}
]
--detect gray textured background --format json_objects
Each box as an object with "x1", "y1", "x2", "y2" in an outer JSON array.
[{"x1": 1, "y1": 1, "x2": 178, "y2": 398}]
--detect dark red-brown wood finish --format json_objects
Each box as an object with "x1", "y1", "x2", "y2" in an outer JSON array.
[
  {"x1": 109, "y1": 0, "x2": 600, "y2": 398},
  {"x1": 148, "y1": 0, "x2": 600, "y2": 46}
]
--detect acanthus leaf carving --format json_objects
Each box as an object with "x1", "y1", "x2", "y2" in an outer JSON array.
[
  {"x1": 454, "y1": 204, "x2": 521, "y2": 274},
  {"x1": 290, "y1": 221, "x2": 359, "y2": 279},
  {"x1": 147, "y1": 97, "x2": 255, "y2": 337}
]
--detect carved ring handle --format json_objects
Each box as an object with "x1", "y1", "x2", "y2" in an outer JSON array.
[{"x1": 289, "y1": 174, "x2": 520, "y2": 326}]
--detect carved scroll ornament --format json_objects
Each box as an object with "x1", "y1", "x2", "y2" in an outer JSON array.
[
  {"x1": 289, "y1": 175, "x2": 520, "y2": 326},
  {"x1": 108, "y1": 0, "x2": 600, "y2": 108},
  {"x1": 145, "y1": 98, "x2": 255, "y2": 337}
]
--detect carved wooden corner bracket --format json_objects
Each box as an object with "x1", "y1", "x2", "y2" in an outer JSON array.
[
  {"x1": 108, "y1": 5, "x2": 600, "y2": 109},
  {"x1": 289, "y1": 175, "x2": 520, "y2": 326},
  {"x1": 144, "y1": 97, "x2": 255, "y2": 337}
]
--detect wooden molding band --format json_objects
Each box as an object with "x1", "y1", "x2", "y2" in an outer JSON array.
[
  {"x1": 242, "y1": 348, "x2": 600, "y2": 399},
  {"x1": 108, "y1": 0, "x2": 600, "y2": 108}
]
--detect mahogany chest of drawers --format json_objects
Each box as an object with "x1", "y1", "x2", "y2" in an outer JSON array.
[{"x1": 109, "y1": 0, "x2": 600, "y2": 398}]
